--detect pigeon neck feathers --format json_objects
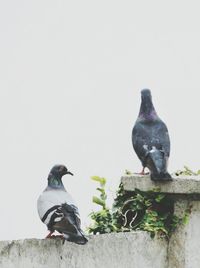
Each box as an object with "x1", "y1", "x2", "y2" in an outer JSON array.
[
  {"x1": 139, "y1": 89, "x2": 158, "y2": 120},
  {"x1": 47, "y1": 173, "x2": 65, "y2": 189},
  {"x1": 46, "y1": 164, "x2": 73, "y2": 190}
]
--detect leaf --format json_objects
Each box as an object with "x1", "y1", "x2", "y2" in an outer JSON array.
[
  {"x1": 125, "y1": 169, "x2": 132, "y2": 175},
  {"x1": 97, "y1": 187, "x2": 105, "y2": 194},
  {"x1": 155, "y1": 194, "x2": 165, "y2": 203},
  {"x1": 92, "y1": 196, "x2": 106, "y2": 208},
  {"x1": 144, "y1": 200, "x2": 152, "y2": 207},
  {"x1": 151, "y1": 187, "x2": 161, "y2": 192},
  {"x1": 91, "y1": 176, "x2": 106, "y2": 186},
  {"x1": 182, "y1": 213, "x2": 189, "y2": 225}
]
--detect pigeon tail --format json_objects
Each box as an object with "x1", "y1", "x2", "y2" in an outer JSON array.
[
  {"x1": 150, "y1": 171, "x2": 172, "y2": 181},
  {"x1": 52, "y1": 203, "x2": 88, "y2": 245},
  {"x1": 63, "y1": 232, "x2": 88, "y2": 245},
  {"x1": 147, "y1": 148, "x2": 172, "y2": 181}
]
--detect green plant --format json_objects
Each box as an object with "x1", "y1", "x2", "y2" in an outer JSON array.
[
  {"x1": 175, "y1": 166, "x2": 200, "y2": 176},
  {"x1": 87, "y1": 176, "x2": 117, "y2": 234},
  {"x1": 112, "y1": 184, "x2": 184, "y2": 238},
  {"x1": 88, "y1": 168, "x2": 192, "y2": 238}
]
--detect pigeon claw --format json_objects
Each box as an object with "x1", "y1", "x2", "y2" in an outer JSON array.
[
  {"x1": 45, "y1": 233, "x2": 64, "y2": 240},
  {"x1": 135, "y1": 167, "x2": 149, "y2": 176},
  {"x1": 45, "y1": 231, "x2": 54, "y2": 239}
]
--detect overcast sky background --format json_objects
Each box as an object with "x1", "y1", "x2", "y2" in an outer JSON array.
[{"x1": 0, "y1": 1, "x2": 200, "y2": 240}]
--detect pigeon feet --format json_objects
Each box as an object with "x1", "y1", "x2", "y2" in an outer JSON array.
[
  {"x1": 45, "y1": 231, "x2": 54, "y2": 238},
  {"x1": 139, "y1": 171, "x2": 150, "y2": 175},
  {"x1": 135, "y1": 168, "x2": 149, "y2": 176},
  {"x1": 45, "y1": 232, "x2": 64, "y2": 239}
]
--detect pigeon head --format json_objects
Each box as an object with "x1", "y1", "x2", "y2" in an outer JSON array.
[
  {"x1": 139, "y1": 89, "x2": 157, "y2": 119},
  {"x1": 47, "y1": 165, "x2": 73, "y2": 188},
  {"x1": 50, "y1": 165, "x2": 74, "y2": 177},
  {"x1": 141, "y1": 89, "x2": 151, "y2": 99}
]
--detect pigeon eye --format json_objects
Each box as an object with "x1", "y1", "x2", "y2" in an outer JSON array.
[{"x1": 59, "y1": 166, "x2": 64, "y2": 172}]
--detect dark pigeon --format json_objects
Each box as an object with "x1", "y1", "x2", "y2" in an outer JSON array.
[
  {"x1": 37, "y1": 165, "x2": 88, "y2": 244},
  {"x1": 132, "y1": 89, "x2": 172, "y2": 181}
]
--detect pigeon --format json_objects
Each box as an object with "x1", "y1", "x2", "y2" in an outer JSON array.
[
  {"x1": 37, "y1": 164, "x2": 88, "y2": 244},
  {"x1": 132, "y1": 89, "x2": 172, "y2": 181}
]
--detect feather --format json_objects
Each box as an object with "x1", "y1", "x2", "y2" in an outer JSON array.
[
  {"x1": 132, "y1": 89, "x2": 172, "y2": 181},
  {"x1": 37, "y1": 165, "x2": 88, "y2": 244}
]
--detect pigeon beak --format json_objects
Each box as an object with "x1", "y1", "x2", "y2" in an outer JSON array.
[{"x1": 67, "y1": 171, "x2": 74, "y2": 176}]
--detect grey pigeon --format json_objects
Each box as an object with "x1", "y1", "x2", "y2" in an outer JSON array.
[
  {"x1": 132, "y1": 89, "x2": 172, "y2": 181},
  {"x1": 37, "y1": 165, "x2": 88, "y2": 244}
]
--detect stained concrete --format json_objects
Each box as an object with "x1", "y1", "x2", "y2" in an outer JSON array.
[
  {"x1": 122, "y1": 174, "x2": 200, "y2": 268},
  {"x1": 0, "y1": 232, "x2": 168, "y2": 268},
  {"x1": 122, "y1": 174, "x2": 200, "y2": 195},
  {"x1": 2, "y1": 175, "x2": 200, "y2": 268}
]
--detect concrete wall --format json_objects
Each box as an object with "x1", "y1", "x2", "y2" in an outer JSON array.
[
  {"x1": 0, "y1": 232, "x2": 168, "y2": 268},
  {"x1": 122, "y1": 174, "x2": 200, "y2": 268},
  {"x1": 2, "y1": 175, "x2": 200, "y2": 268},
  {"x1": 168, "y1": 200, "x2": 200, "y2": 268}
]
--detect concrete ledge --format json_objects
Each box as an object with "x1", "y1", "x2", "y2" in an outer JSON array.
[
  {"x1": 121, "y1": 174, "x2": 200, "y2": 268},
  {"x1": 122, "y1": 174, "x2": 200, "y2": 196},
  {"x1": 0, "y1": 232, "x2": 168, "y2": 268}
]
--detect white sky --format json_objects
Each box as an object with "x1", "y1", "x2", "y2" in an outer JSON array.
[{"x1": 0, "y1": 1, "x2": 200, "y2": 240}]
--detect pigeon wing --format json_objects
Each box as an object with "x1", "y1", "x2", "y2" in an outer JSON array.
[
  {"x1": 53, "y1": 203, "x2": 88, "y2": 244},
  {"x1": 37, "y1": 189, "x2": 76, "y2": 226},
  {"x1": 132, "y1": 119, "x2": 170, "y2": 166},
  {"x1": 53, "y1": 204, "x2": 80, "y2": 232},
  {"x1": 152, "y1": 120, "x2": 170, "y2": 156}
]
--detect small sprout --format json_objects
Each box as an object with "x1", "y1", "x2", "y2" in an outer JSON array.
[
  {"x1": 125, "y1": 170, "x2": 132, "y2": 175},
  {"x1": 175, "y1": 166, "x2": 200, "y2": 176}
]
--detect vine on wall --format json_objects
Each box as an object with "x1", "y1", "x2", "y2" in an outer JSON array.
[{"x1": 87, "y1": 167, "x2": 195, "y2": 238}]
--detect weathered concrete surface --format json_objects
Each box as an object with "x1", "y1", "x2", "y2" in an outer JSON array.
[
  {"x1": 0, "y1": 232, "x2": 168, "y2": 268},
  {"x1": 121, "y1": 175, "x2": 200, "y2": 268},
  {"x1": 2, "y1": 175, "x2": 200, "y2": 268},
  {"x1": 168, "y1": 200, "x2": 190, "y2": 268},
  {"x1": 122, "y1": 174, "x2": 200, "y2": 195},
  {"x1": 168, "y1": 201, "x2": 200, "y2": 268}
]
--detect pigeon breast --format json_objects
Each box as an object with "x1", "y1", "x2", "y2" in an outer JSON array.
[{"x1": 37, "y1": 189, "x2": 77, "y2": 226}]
